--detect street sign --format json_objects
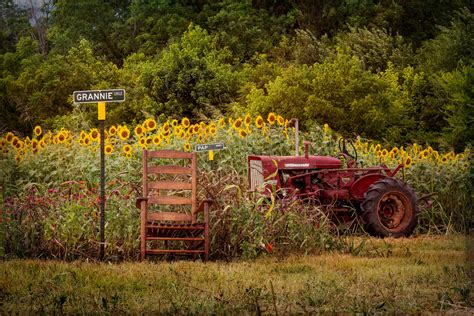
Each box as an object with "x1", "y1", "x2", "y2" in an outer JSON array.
[
  {"x1": 73, "y1": 89, "x2": 125, "y2": 103},
  {"x1": 194, "y1": 143, "x2": 225, "y2": 152}
]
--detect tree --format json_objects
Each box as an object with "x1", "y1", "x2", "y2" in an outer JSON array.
[
  {"x1": 0, "y1": 0, "x2": 30, "y2": 54},
  {"x1": 142, "y1": 25, "x2": 239, "y2": 119}
]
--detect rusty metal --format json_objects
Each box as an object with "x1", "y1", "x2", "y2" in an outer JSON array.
[{"x1": 248, "y1": 138, "x2": 418, "y2": 237}]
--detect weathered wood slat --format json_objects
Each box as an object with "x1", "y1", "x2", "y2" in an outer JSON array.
[
  {"x1": 146, "y1": 249, "x2": 205, "y2": 254},
  {"x1": 147, "y1": 150, "x2": 193, "y2": 159},
  {"x1": 148, "y1": 181, "x2": 192, "y2": 190},
  {"x1": 148, "y1": 165, "x2": 192, "y2": 175},
  {"x1": 146, "y1": 224, "x2": 204, "y2": 230},
  {"x1": 148, "y1": 196, "x2": 192, "y2": 205},
  {"x1": 147, "y1": 212, "x2": 192, "y2": 222},
  {"x1": 146, "y1": 237, "x2": 204, "y2": 241}
]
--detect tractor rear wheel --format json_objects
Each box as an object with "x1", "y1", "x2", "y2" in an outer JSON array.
[{"x1": 361, "y1": 178, "x2": 418, "y2": 237}]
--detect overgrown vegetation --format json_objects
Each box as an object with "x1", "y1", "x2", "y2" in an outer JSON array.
[
  {"x1": 1, "y1": 0, "x2": 473, "y2": 149},
  {"x1": 1, "y1": 115, "x2": 471, "y2": 260},
  {"x1": 1, "y1": 236, "x2": 472, "y2": 313}
]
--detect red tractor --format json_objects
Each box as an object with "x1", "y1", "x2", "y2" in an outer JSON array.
[{"x1": 248, "y1": 139, "x2": 418, "y2": 237}]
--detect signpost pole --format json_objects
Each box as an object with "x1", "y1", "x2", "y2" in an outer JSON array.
[
  {"x1": 98, "y1": 102, "x2": 106, "y2": 260},
  {"x1": 73, "y1": 90, "x2": 125, "y2": 261}
]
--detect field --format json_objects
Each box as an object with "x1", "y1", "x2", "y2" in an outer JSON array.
[{"x1": 1, "y1": 235, "x2": 472, "y2": 313}]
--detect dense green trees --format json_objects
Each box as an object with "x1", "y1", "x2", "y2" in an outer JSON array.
[{"x1": 1, "y1": 0, "x2": 472, "y2": 149}]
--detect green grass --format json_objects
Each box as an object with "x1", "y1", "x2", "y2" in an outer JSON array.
[{"x1": 1, "y1": 235, "x2": 472, "y2": 313}]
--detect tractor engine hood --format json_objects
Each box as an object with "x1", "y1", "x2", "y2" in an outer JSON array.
[{"x1": 249, "y1": 155, "x2": 342, "y2": 170}]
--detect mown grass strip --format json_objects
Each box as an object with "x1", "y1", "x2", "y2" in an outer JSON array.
[{"x1": 1, "y1": 235, "x2": 472, "y2": 313}]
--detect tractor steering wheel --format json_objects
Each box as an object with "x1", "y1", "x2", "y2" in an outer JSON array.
[{"x1": 338, "y1": 138, "x2": 358, "y2": 165}]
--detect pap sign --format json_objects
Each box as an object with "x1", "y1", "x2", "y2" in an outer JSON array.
[{"x1": 73, "y1": 89, "x2": 125, "y2": 103}]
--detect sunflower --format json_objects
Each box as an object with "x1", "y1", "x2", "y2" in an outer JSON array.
[
  {"x1": 277, "y1": 115, "x2": 284, "y2": 126},
  {"x1": 145, "y1": 118, "x2": 157, "y2": 131},
  {"x1": 390, "y1": 147, "x2": 399, "y2": 155},
  {"x1": 134, "y1": 125, "x2": 145, "y2": 137},
  {"x1": 31, "y1": 139, "x2": 38, "y2": 150},
  {"x1": 57, "y1": 132, "x2": 66, "y2": 143},
  {"x1": 162, "y1": 122, "x2": 170, "y2": 133},
  {"x1": 139, "y1": 137, "x2": 147, "y2": 148},
  {"x1": 126, "y1": 152, "x2": 132, "y2": 159},
  {"x1": 122, "y1": 144, "x2": 132, "y2": 154},
  {"x1": 171, "y1": 119, "x2": 179, "y2": 127},
  {"x1": 118, "y1": 126, "x2": 130, "y2": 140},
  {"x1": 105, "y1": 145, "x2": 113, "y2": 155},
  {"x1": 192, "y1": 125, "x2": 200, "y2": 134},
  {"x1": 255, "y1": 116, "x2": 264, "y2": 129},
  {"x1": 218, "y1": 117, "x2": 226, "y2": 128},
  {"x1": 238, "y1": 129, "x2": 248, "y2": 138},
  {"x1": 183, "y1": 141, "x2": 191, "y2": 152},
  {"x1": 209, "y1": 124, "x2": 217, "y2": 136},
  {"x1": 146, "y1": 137, "x2": 152, "y2": 145},
  {"x1": 182, "y1": 117, "x2": 190, "y2": 128},
  {"x1": 6, "y1": 132, "x2": 14, "y2": 143},
  {"x1": 39, "y1": 139, "x2": 46, "y2": 149},
  {"x1": 152, "y1": 135, "x2": 162, "y2": 145},
  {"x1": 404, "y1": 156, "x2": 412, "y2": 168},
  {"x1": 34, "y1": 125, "x2": 42, "y2": 137},
  {"x1": 109, "y1": 125, "x2": 117, "y2": 135},
  {"x1": 90, "y1": 129, "x2": 100, "y2": 141},
  {"x1": 80, "y1": 131, "x2": 87, "y2": 140},
  {"x1": 267, "y1": 112, "x2": 276, "y2": 125},
  {"x1": 244, "y1": 114, "x2": 252, "y2": 126},
  {"x1": 381, "y1": 149, "x2": 388, "y2": 157},
  {"x1": 233, "y1": 118, "x2": 243, "y2": 129},
  {"x1": 374, "y1": 144, "x2": 381, "y2": 152},
  {"x1": 83, "y1": 135, "x2": 91, "y2": 145}
]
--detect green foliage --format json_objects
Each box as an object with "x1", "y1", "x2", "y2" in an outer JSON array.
[
  {"x1": 142, "y1": 25, "x2": 239, "y2": 119},
  {"x1": 1, "y1": 0, "x2": 473, "y2": 146},
  {"x1": 244, "y1": 52, "x2": 412, "y2": 141},
  {"x1": 438, "y1": 64, "x2": 474, "y2": 150},
  {"x1": 417, "y1": 8, "x2": 474, "y2": 73}
]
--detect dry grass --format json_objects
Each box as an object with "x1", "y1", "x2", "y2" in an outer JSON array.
[{"x1": 1, "y1": 235, "x2": 472, "y2": 313}]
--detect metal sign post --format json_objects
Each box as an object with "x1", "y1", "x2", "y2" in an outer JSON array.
[{"x1": 73, "y1": 89, "x2": 125, "y2": 260}]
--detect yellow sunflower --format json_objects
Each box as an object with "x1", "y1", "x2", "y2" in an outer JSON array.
[
  {"x1": 255, "y1": 115, "x2": 264, "y2": 129},
  {"x1": 6, "y1": 132, "x2": 14, "y2": 143},
  {"x1": 122, "y1": 144, "x2": 132, "y2": 154},
  {"x1": 218, "y1": 117, "x2": 226, "y2": 128},
  {"x1": 90, "y1": 129, "x2": 100, "y2": 141},
  {"x1": 34, "y1": 125, "x2": 42, "y2": 137},
  {"x1": 118, "y1": 126, "x2": 130, "y2": 140},
  {"x1": 244, "y1": 114, "x2": 252, "y2": 126},
  {"x1": 182, "y1": 117, "x2": 190, "y2": 127},
  {"x1": 108, "y1": 125, "x2": 117, "y2": 135},
  {"x1": 152, "y1": 135, "x2": 162, "y2": 145},
  {"x1": 404, "y1": 156, "x2": 413, "y2": 168},
  {"x1": 277, "y1": 115, "x2": 284, "y2": 126},
  {"x1": 134, "y1": 125, "x2": 145, "y2": 137},
  {"x1": 238, "y1": 129, "x2": 248, "y2": 138},
  {"x1": 267, "y1": 112, "x2": 276, "y2": 125},
  {"x1": 105, "y1": 145, "x2": 113, "y2": 155},
  {"x1": 183, "y1": 141, "x2": 191, "y2": 152},
  {"x1": 233, "y1": 118, "x2": 243, "y2": 129}
]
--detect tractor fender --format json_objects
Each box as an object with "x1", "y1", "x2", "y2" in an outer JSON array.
[{"x1": 350, "y1": 174, "x2": 387, "y2": 200}]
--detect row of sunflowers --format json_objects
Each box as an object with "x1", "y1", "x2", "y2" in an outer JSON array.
[{"x1": 1, "y1": 113, "x2": 470, "y2": 171}]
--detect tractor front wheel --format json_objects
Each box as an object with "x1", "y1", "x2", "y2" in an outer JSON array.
[{"x1": 361, "y1": 178, "x2": 418, "y2": 237}]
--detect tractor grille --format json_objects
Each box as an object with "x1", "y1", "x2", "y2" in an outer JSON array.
[{"x1": 249, "y1": 159, "x2": 264, "y2": 191}]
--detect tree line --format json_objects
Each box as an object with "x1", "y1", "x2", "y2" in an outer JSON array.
[{"x1": 1, "y1": 0, "x2": 472, "y2": 150}]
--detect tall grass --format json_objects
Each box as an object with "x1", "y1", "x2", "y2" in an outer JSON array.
[{"x1": 0, "y1": 116, "x2": 472, "y2": 260}]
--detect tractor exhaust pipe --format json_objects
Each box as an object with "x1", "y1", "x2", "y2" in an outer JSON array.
[{"x1": 291, "y1": 118, "x2": 299, "y2": 156}]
